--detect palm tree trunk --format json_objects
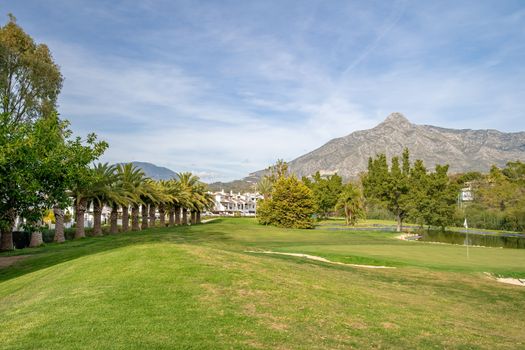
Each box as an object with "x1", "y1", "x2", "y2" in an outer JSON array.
[
  {"x1": 122, "y1": 206, "x2": 129, "y2": 232},
  {"x1": 53, "y1": 206, "x2": 65, "y2": 243},
  {"x1": 110, "y1": 204, "x2": 118, "y2": 234},
  {"x1": 141, "y1": 204, "x2": 148, "y2": 229},
  {"x1": 0, "y1": 209, "x2": 16, "y2": 250},
  {"x1": 168, "y1": 207, "x2": 175, "y2": 226},
  {"x1": 159, "y1": 204, "x2": 166, "y2": 227},
  {"x1": 29, "y1": 221, "x2": 43, "y2": 248},
  {"x1": 182, "y1": 208, "x2": 188, "y2": 225},
  {"x1": 93, "y1": 201, "x2": 103, "y2": 236},
  {"x1": 196, "y1": 211, "x2": 201, "y2": 224},
  {"x1": 175, "y1": 206, "x2": 181, "y2": 225},
  {"x1": 75, "y1": 198, "x2": 87, "y2": 239},
  {"x1": 149, "y1": 205, "x2": 156, "y2": 227},
  {"x1": 131, "y1": 205, "x2": 140, "y2": 231},
  {"x1": 0, "y1": 227, "x2": 14, "y2": 251},
  {"x1": 191, "y1": 210, "x2": 197, "y2": 225}
]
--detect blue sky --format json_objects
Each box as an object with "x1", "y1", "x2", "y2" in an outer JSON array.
[{"x1": 2, "y1": 0, "x2": 524, "y2": 182}]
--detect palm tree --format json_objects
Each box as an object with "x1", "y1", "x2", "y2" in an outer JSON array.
[
  {"x1": 164, "y1": 179, "x2": 187, "y2": 226},
  {"x1": 70, "y1": 176, "x2": 92, "y2": 239},
  {"x1": 107, "y1": 178, "x2": 135, "y2": 235},
  {"x1": 53, "y1": 205, "x2": 65, "y2": 243},
  {"x1": 158, "y1": 180, "x2": 179, "y2": 227},
  {"x1": 116, "y1": 163, "x2": 146, "y2": 232},
  {"x1": 139, "y1": 179, "x2": 164, "y2": 229},
  {"x1": 192, "y1": 184, "x2": 214, "y2": 224},
  {"x1": 88, "y1": 163, "x2": 121, "y2": 236},
  {"x1": 335, "y1": 183, "x2": 365, "y2": 226},
  {"x1": 172, "y1": 179, "x2": 191, "y2": 225},
  {"x1": 257, "y1": 177, "x2": 273, "y2": 200},
  {"x1": 148, "y1": 180, "x2": 171, "y2": 228},
  {"x1": 177, "y1": 172, "x2": 201, "y2": 225}
]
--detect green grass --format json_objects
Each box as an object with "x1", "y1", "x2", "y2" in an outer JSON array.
[{"x1": 1, "y1": 218, "x2": 524, "y2": 349}]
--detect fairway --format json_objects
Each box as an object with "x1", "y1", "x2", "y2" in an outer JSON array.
[{"x1": 1, "y1": 218, "x2": 524, "y2": 349}]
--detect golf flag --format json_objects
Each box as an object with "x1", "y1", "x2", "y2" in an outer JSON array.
[{"x1": 463, "y1": 218, "x2": 468, "y2": 229}]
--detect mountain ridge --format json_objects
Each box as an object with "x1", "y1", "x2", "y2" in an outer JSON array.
[
  {"x1": 250, "y1": 113, "x2": 525, "y2": 180},
  {"x1": 121, "y1": 161, "x2": 177, "y2": 181}
]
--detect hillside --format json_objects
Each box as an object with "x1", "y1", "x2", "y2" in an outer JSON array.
[
  {"x1": 251, "y1": 113, "x2": 525, "y2": 180},
  {"x1": 123, "y1": 161, "x2": 177, "y2": 180}
]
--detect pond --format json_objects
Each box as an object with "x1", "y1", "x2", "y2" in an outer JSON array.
[{"x1": 419, "y1": 230, "x2": 525, "y2": 249}]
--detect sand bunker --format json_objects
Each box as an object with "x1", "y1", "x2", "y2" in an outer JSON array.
[
  {"x1": 484, "y1": 273, "x2": 525, "y2": 287},
  {"x1": 496, "y1": 277, "x2": 525, "y2": 287},
  {"x1": 484, "y1": 272, "x2": 525, "y2": 287},
  {"x1": 246, "y1": 251, "x2": 394, "y2": 269},
  {"x1": 396, "y1": 233, "x2": 420, "y2": 241}
]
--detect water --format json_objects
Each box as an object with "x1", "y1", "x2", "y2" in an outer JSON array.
[{"x1": 420, "y1": 230, "x2": 525, "y2": 249}]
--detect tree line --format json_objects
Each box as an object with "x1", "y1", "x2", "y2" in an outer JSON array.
[
  {"x1": 452, "y1": 161, "x2": 525, "y2": 232},
  {"x1": 0, "y1": 15, "x2": 213, "y2": 251},
  {"x1": 256, "y1": 160, "x2": 364, "y2": 229},
  {"x1": 257, "y1": 151, "x2": 525, "y2": 233},
  {"x1": 256, "y1": 149, "x2": 460, "y2": 232}
]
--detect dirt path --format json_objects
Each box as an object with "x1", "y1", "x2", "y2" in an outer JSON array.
[
  {"x1": 0, "y1": 255, "x2": 30, "y2": 269},
  {"x1": 246, "y1": 251, "x2": 394, "y2": 269}
]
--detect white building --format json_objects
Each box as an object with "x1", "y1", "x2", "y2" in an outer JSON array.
[
  {"x1": 460, "y1": 182, "x2": 474, "y2": 202},
  {"x1": 210, "y1": 190, "x2": 263, "y2": 216}
]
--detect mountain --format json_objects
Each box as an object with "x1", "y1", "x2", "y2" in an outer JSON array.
[
  {"x1": 251, "y1": 113, "x2": 525, "y2": 180},
  {"x1": 125, "y1": 161, "x2": 177, "y2": 180},
  {"x1": 207, "y1": 179, "x2": 256, "y2": 193}
]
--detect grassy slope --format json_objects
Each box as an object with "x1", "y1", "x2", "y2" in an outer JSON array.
[{"x1": 0, "y1": 218, "x2": 524, "y2": 349}]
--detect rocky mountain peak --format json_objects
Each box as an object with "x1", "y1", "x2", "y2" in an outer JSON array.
[
  {"x1": 279, "y1": 113, "x2": 525, "y2": 180},
  {"x1": 381, "y1": 112, "x2": 412, "y2": 127}
]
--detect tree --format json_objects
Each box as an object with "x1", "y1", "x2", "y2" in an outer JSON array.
[
  {"x1": 1, "y1": 17, "x2": 105, "y2": 249},
  {"x1": 0, "y1": 15, "x2": 64, "y2": 250},
  {"x1": 501, "y1": 161, "x2": 525, "y2": 185},
  {"x1": 362, "y1": 150, "x2": 411, "y2": 232},
  {"x1": 177, "y1": 172, "x2": 201, "y2": 225},
  {"x1": 164, "y1": 178, "x2": 188, "y2": 226},
  {"x1": 1, "y1": 111, "x2": 106, "y2": 248},
  {"x1": 257, "y1": 176, "x2": 316, "y2": 229},
  {"x1": 1, "y1": 14, "x2": 63, "y2": 125},
  {"x1": 335, "y1": 183, "x2": 365, "y2": 226},
  {"x1": 406, "y1": 159, "x2": 428, "y2": 227},
  {"x1": 0, "y1": 112, "x2": 43, "y2": 249},
  {"x1": 147, "y1": 180, "x2": 171, "y2": 227},
  {"x1": 116, "y1": 163, "x2": 146, "y2": 232},
  {"x1": 137, "y1": 179, "x2": 163, "y2": 229},
  {"x1": 303, "y1": 172, "x2": 343, "y2": 218},
  {"x1": 420, "y1": 165, "x2": 458, "y2": 230},
  {"x1": 189, "y1": 182, "x2": 213, "y2": 224},
  {"x1": 256, "y1": 176, "x2": 273, "y2": 200},
  {"x1": 266, "y1": 159, "x2": 288, "y2": 183},
  {"x1": 469, "y1": 162, "x2": 525, "y2": 232}
]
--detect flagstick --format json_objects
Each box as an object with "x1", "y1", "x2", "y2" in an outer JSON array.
[
  {"x1": 464, "y1": 217, "x2": 469, "y2": 259},
  {"x1": 466, "y1": 229, "x2": 469, "y2": 259}
]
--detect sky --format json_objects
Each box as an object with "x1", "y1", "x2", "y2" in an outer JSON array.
[{"x1": 2, "y1": 0, "x2": 524, "y2": 182}]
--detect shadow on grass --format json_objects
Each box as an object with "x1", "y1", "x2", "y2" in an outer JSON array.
[{"x1": 0, "y1": 219, "x2": 232, "y2": 283}]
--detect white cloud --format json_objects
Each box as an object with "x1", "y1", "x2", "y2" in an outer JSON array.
[{"x1": 20, "y1": 1, "x2": 523, "y2": 182}]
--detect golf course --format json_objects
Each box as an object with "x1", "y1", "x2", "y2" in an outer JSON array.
[{"x1": 1, "y1": 218, "x2": 524, "y2": 349}]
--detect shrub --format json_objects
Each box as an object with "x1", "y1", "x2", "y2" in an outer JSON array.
[{"x1": 257, "y1": 176, "x2": 317, "y2": 229}]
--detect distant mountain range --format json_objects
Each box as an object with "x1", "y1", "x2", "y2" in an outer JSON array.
[
  {"x1": 125, "y1": 113, "x2": 525, "y2": 190},
  {"x1": 123, "y1": 161, "x2": 177, "y2": 181},
  {"x1": 250, "y1": 112, "x2": 525, "y2": 180}
]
